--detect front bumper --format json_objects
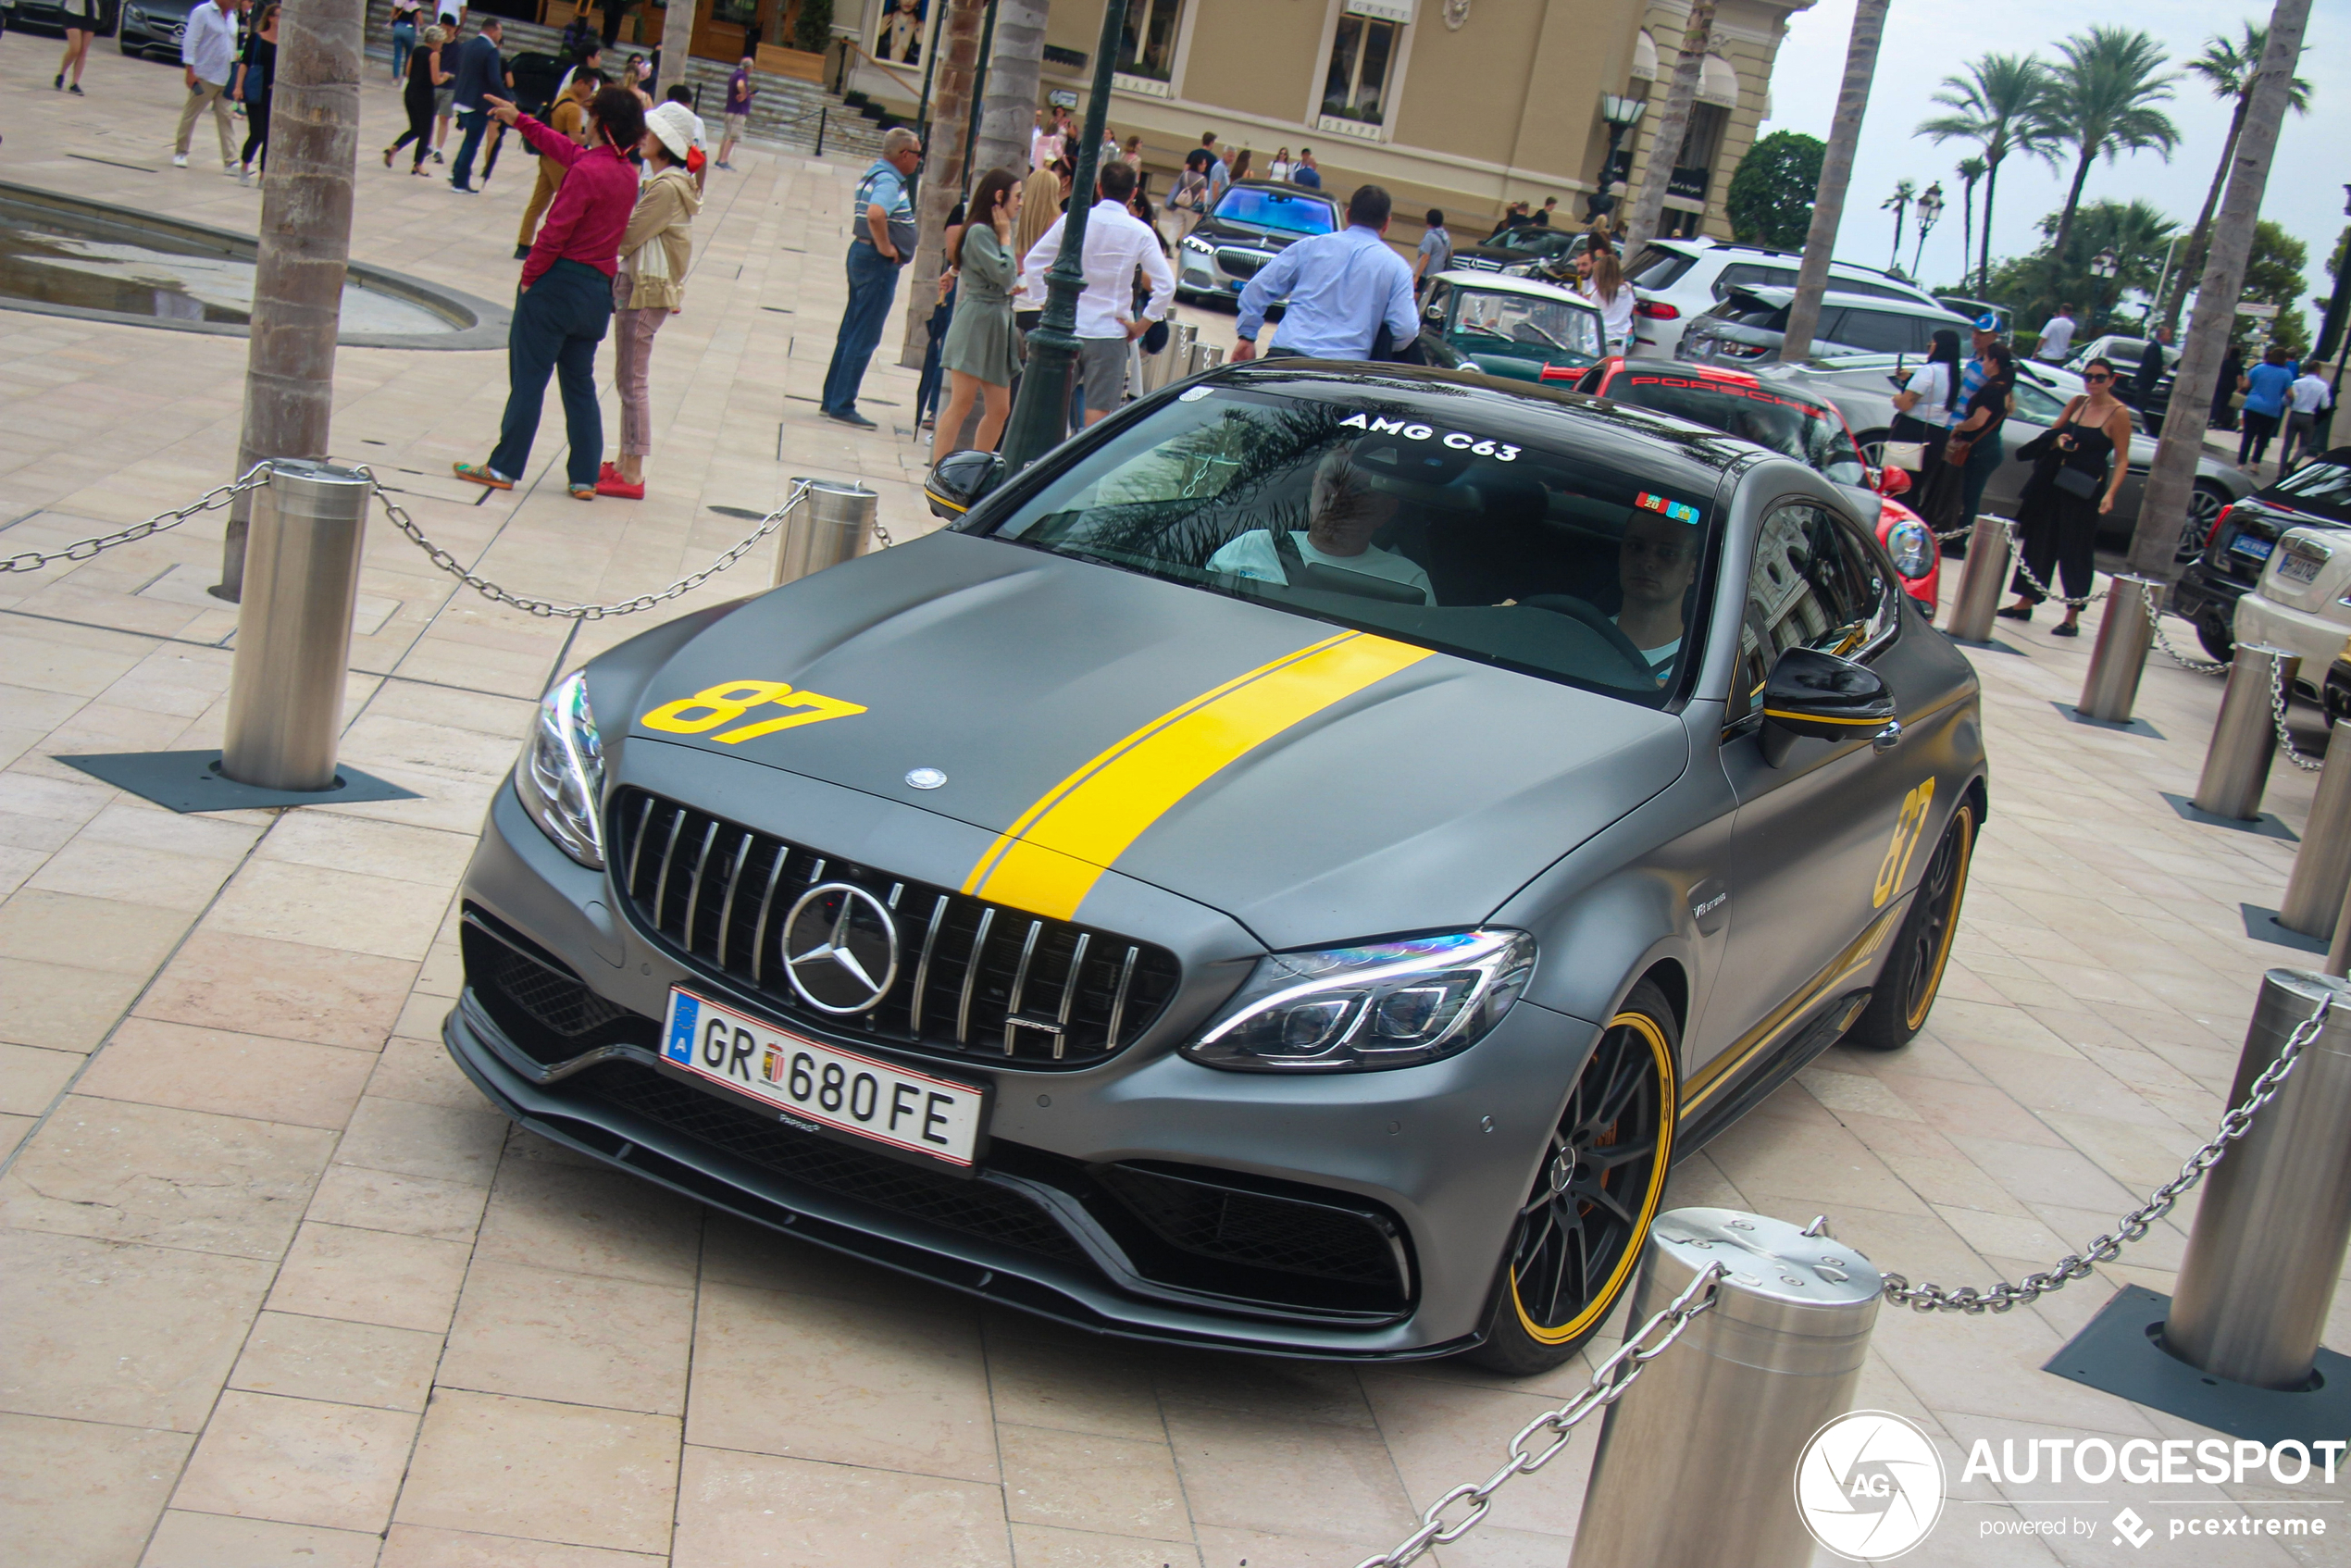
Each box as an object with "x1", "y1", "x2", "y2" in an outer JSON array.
[
  {"x1": 2170, "y1": 559, "x2": 2252, "y2": 628},
  {"x1": 454, "y1": 768, "x2": 1603, "y2": 1356}
]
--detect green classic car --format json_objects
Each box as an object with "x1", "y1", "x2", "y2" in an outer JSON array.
[{"x1": 1421, "y1": 270, "x2": 1606, "y2": 384}]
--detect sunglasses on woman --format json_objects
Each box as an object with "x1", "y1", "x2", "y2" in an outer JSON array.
[{"x1": 2084, "y1": 372, "x2": 2112, "y2": 383}]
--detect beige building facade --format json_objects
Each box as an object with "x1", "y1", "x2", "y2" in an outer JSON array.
[{"x1": 840, "y1": 0, "x2": 1813, "y2": 242}]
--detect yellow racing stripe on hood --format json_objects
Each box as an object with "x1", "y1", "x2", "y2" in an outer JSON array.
[{"x1": 964, "y1": 630, "x2": 1435, "y2": 919}]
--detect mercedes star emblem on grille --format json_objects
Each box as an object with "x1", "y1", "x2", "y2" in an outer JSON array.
[{"x1": 780, "y1": 882, "x2": 901, "y2": 1014}]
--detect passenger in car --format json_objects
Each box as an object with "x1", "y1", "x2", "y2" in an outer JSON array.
[
  {"x1": 1613, "y1": 511, "x2": 1699, "y2": 678},
  {"x1": 1206, "y1": 443, "x2": 1437, "y2": 602}
]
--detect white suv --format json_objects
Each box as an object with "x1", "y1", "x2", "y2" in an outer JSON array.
[{"x1": 1624, "y1": 239, "x2": 1946, "y2": 359}]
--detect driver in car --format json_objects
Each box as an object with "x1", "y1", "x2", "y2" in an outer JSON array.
[
  {"x1": 1207, "y1": 442, "x2": 1437, "y2": 603},
  {"x1": 1614, "y1": 511, "x2": 1698, "y2": 680}
]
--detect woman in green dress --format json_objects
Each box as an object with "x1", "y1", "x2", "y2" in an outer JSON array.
[{"x1": 934, "y1": 168, "x2": 1026, "y2": 462}]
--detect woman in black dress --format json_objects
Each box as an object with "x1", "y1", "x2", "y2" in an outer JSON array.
[
  {"x1": 385, "y1": 27, "x2": 450, "y2": 174},
  {"x1": 232, "y1": 6, "x2": 280, "y2": 186},
  {"x1": 1999, "y1": 356, "x2": 2136, "y2": 636}
]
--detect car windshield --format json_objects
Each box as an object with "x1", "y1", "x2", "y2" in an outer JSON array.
[
  {"x1": 1625, "y1": 244, "x2": 1696, "y2": 291},
  {"x1": 1606, "y1": 372, "x2": 1866, "y2": 486},
  {"x1": 985, "y1": 386, "x2": 1723, "y2": 705},
  {"x1": 1446, "y1": 289, "x2": 1604, "y2": 360},
  {"x1": 1710, "y1": 295, "x2": 1787, "y2": 330},
  {"x1": 1495, "y1": 228, "x2": 1576, "y2": 256},
  {"x1": 1212, "y1": 187, "x2": 1337, "y2": 236},
  {"x1": 2271, "y1": 456, "x2": 2351, "y2": 518}
]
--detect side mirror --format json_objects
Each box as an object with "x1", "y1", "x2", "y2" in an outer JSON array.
[
  {"x1": 924, "y1": 450, "x2": 1004, "y2": 521},
  {"x1": 1759, "y1": 647, "x2": 1897, "y2": 767},
  {"x1": 1423, "y1": 303, "x2": 1446, "y2": 326},
  {"x1": 1875, "y1": 464, "x2": 1909, "y2": 498}
]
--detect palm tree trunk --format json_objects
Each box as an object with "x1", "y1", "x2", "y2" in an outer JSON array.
[
  {"x1": 2132, "y1": 0, "x2": 2312, "y2": 580},
  {"x1": 1959, "y1": 182, "x2": 1974, "y2": 296},
  {"x1": 2161, "y1": 99, "x2": 2247, "y2": 336},
  {"x1": 897, "y1": 0, "x2": 986, "y2": 369},
  {"x1": 216, "y1": 0, "x2": 360, "y2": 599},
  {"x1": 2045, "y1": 152, "x2": 2096, "y2": 312},
  {"x1": 1979, "y1": 154, "x2": 2001, "y2": 298},
  {"x1": 1621, "y1": 0, "x2": 1715, "y2": 253},
  {"x1": 971, "y1": 0, "x2": 1047, "y2": 184},
  {"x1": 1781, "y1": 0, "x2": 1890, "y2": 361}
]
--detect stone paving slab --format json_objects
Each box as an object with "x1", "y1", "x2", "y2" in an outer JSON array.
[{"x1": 0, "y1": 40, "x2": 2345, "y2": 1568}]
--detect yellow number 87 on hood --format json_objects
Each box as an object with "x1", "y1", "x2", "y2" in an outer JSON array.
[{"x1": 641, "y1": 680, "x2": 868, "y2": 743}]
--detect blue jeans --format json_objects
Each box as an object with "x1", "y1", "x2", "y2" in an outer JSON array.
[
  {"x1": 821, "y1": 241, "x2": 901, "y2": 416},
  {"x1": 1960, "y1": 427, "x2": 2002, "y2": 527},
  {"x1": 489, "y1": 259, "x2": 612, "y2": 489},
  {"x1": 390, "y1": 21, "x2": 416, "y2": 81},
  {"x1": 450, "y1": 107, "x2": 489, "y2": 189}
]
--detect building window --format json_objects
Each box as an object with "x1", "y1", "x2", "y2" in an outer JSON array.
[
  {"x1": 1322, "y1": 12, "x2": 1400, "y2": 129},
  {"x1": 1118, "y1": 0, "x2": 1181, "y2": 82}
]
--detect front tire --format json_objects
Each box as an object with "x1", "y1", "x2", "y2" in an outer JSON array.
[
  {"x1": 2196, "y1": 613, "x2": 2235, "y2": 663},
  {"x1": 1466, "y1": 979, "x2": 1677, "y2": 1375},
  {"x1": 1847, "y1": 803, "x2": 1975, "y2": 1052}
]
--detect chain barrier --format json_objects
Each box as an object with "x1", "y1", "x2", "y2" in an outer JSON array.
[
  {"x1": 2268, "y1": 655, "x2": 2325, "y2": 773},
  {"x1": 0, "y1": 465, "x2": 271, "y2": 575},
  {"x1": 367, "y1": 474, "x2": 887, "y2": 620},
  {"x1": 1884, "y1": 992, "x2": 2332, "y2": 1313},
  {"x1": 2136, "y1": 579, "x2": 2232, "y2": 676},
  {"x1": 1999, "y1": 519, "x2": 2105, "y2": 610},
  {"x1": 1350, "y1": 1263, "x2": 1725, "y2": 1568}
]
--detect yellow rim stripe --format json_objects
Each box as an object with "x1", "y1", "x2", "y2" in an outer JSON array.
[
  {"x1": 964, "y1": 631, "x2": 1433, "y2": 919},
  {"x1": 1513, "y1": 1010, "x2": 1676, "y2": 1345}
]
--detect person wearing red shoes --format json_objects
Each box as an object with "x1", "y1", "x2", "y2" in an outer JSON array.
[
  {"x1": 596, "y1": 101, "x2": 701, "y2": 500},
  {"x1": 454, "y1": 86, "x2": 643, "y2": 502}
]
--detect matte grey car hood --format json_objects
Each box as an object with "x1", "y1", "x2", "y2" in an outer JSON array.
[{"x1": 617, "y1": 533, "x2": 1688, "y2": 949}]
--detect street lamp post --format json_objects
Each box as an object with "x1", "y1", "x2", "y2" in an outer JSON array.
[
  {"x1": 1594, "y1": 93, "x2": 1646, "y2": 228},
  {"x1": 2090, "y1": 246, "x2": 2120, "y2": 333},
  {"x1": 1910, "y1": 180, "x2": 1943, "y2": 281},
  {"x1": 997, "y1": 0, "x2": 1130, "y2": 473}
]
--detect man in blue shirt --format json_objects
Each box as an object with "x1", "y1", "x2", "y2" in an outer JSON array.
[
  {"x1": 1231, "y1": 184, "x2": 1417, "y2": 364},
  {"x1": 447, "y1": 19, "x2": 505, "y2": 193},
  {"x1": 1955, "y1": 314, "x2": 2005, "y2": 530},
  {"x1": 821, "y1": 126, "x2": 923, "y2": 429},
  {"x1": 2239, "y1": 344, "x2": 2297, "y2": 471},
  {"x1": 1290, "y1": 149, "x2": 1322, "y2": 189}
]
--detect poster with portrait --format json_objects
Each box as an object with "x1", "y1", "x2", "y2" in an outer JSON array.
[{"x1": 875, "y1": 0, "x2": 926, "y2": 65}]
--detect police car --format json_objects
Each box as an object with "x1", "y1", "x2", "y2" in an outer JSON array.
[{"x1": 449, "y1": 364, "x2": 1986, "y2": 1372}]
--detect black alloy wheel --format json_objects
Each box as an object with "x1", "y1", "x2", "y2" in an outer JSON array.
[
  {"x1": 1468, "y1": 977, "x2": 1676, "y2": 1375},
  {"x1": 2182, "y1": 483, "x2": 2230, "y2": 564},
  {"x1": 1849, "y1": 803, "x2": 1975, "y2": 1052}
]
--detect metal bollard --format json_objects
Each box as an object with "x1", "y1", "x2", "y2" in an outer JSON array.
[
  {"x1": 1946, "y1": 512, "x2": 2012, "y2": 643},
  {"x1": 2076, "y1": 573, "x2": 2161, "y2": 724},
  {"x1": 1570, "y1": 1209, "x2": 1883, "y2": 1568},
  {"x1": 219, "y1": 460, "x2": 373, "y2": 791},
  {"x1": 2280, "y1": 736, "x2": 2351, "y2": 938},
  {"x1": 2193, "y1": 644, "x2": 2299, "y2": 821},
  {"x1": 2329, "y1": 879, "x2": 2351, "y2": 977},
  {"x1": 1157, "y1": 321, "x2": 1197, "y2": 390},
  {"x1": 771, "y1": 479, "x2": 877, "y2": 587},
  {"x1": 2165, "y1": 968, "x2": 2351, "y2": 1389},
  {"x1": 1185, "y1": 342, "x2": 1225, "y2": 378}
]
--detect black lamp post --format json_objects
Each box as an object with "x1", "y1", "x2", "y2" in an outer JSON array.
[
  {"x1": 2089, "y1": 247, "x2": 2119, "y2": 334},
  {"x1": 1593, "y1": 93, "x2": 1645, "y2": 224},
  {"x1": 998, "y1": 0, "x2": 1132, "y2": 474}
]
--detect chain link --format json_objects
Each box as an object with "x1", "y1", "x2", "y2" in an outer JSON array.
[
  {"x1": 2000, "y1": 519, "x2": 2106, "y2": 609},
  {"x1": 367, "y1": 475, "x2": 883, "y2": 619},
  {"x1": 0, "y1": 466, "x2": 271, "y2": 575},
  {"x1": 2267, "y1": 654, "x2": 2325, "y2": 772},
  {"x1": 1884, "y1": 993, "x2": 2333, "y2": 1313},
  {"x1": 2136, "y1": 579, "x2": 2233, "y2": 675},
  {"x1": 1350, "y1": 1264, "x2": 1725, "y2": 1568}
]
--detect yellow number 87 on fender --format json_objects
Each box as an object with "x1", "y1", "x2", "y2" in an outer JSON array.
[{"x1": 641, "y1": 680, "x2": 867, "y2": 744}]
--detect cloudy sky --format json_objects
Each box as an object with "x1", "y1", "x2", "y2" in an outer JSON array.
[{"x1": 1761, "y1": 0, "x2": 2351, "y2": 316}]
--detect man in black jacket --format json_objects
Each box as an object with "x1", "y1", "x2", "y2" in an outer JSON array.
[
  {"x1": 447, "y1": 18, "x2": 504, "y2": 193},
  {"x1": 2133, "y1": 325, "x2": 2171, "y2": 411}
]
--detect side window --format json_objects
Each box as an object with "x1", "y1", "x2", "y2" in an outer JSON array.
[
  {"x1": 1831, "y1": 310, "x2": 1923, "y2": 355},
  {"x1": 1731, "y1": 504, "x2": 1893, "y2": 719},
  {"x1": 1712, "y1": 263, "x2": 1797, "y2": 299}
]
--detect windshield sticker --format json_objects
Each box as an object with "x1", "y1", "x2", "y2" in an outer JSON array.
[
  {"x1": 1177, "y1": 386, "x2": 1213, "y2": 402},
  {"x1": 1635, "y1": 492, "x2": 1702, "y2": 526},
  {"x1": 1337, "y1": 412, "x2": 1519, "y2": 461}
]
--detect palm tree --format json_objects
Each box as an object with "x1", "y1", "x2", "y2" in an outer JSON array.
[
  {"x1": 2038, "y1": 27, "x2": 2181, "y2": 307},
  {"x1": 1918, "y1": 53, "x2": 2055, "y2": 299},
  {"x1": 1883, "y1": 179, "x2": 1915, "y2": 271},
  {"x1": 1781, "y1": 0, "x2": 1893, "y2": 361},
  {"x1": 1956, "y1": 156, "x2": 1987, "y2": 292},
  {"x1": 2159, "y1": 22, "x2": 2314, "y2": 334}
]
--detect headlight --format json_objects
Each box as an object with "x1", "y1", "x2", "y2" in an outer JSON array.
[
  {"x1": 1884, "y1": 516, "x2": 1934, "y2": 579},
  {"x1": 1180, "y1": 234, "x2": 1213, "y2": 254},
  {"x1": 516, "y1": 669, "x2": 605, "y2": 868},
  {"x1": 1499, "y1": 262, "x2": 1535, "y2": 277},
  {"x1": 1183, "y1": 929, "x2": 1535, "y2": 1073}
]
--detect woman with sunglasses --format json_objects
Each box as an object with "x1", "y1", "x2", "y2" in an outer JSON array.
[{"x1": 1998, "y1": 356, "x2": 2133, "y2": 635}]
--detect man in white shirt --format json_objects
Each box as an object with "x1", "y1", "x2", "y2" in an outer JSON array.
[
  {"x1": 172, "y1": 0, "x2": 243, "y2": 172},
  {"x1": 2282, "y1": 365, "x2": 2335, "y2": 472},
  {"x1": 1019, "y1": 159, "x2": 1174, "y2": 428},
  {"x1": 1231, "y1": 183, "x2": 1417, "y2": 363},
  {"x1": 1207, "y1": 443, "x2": 1434, "y2": 603},
  {"x1": 2034, "y1": 304, "x2": 2077, "y2": 365}
]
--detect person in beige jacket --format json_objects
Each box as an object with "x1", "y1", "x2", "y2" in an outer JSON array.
[{"x1": 598, "y1": 101, "x2": 702, "y2": 500}]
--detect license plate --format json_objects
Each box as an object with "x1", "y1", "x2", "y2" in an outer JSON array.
[
  {"x1": 2232, "y1": 535, "x2": 2275, "y2": 563},
  {"x1": 661, "y1": 989, "x2": 988, "y2": 1167},
  {"x1": 2280, "y1": 553, "x2": 2322, "y2": 584}
]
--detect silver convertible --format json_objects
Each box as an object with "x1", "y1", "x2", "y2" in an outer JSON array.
[{"x1": 446, "y1": 365, "x2": 1986, "y2": 1373}]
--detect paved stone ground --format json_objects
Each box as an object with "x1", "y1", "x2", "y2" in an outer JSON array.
[{"x1": 4, "y1": 40, "x2": 2349, "y2": 1568}]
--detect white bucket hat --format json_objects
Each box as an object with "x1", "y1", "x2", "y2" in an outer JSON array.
[{"x1": 644, "y1": 102, "x2": 697, "y2": 163}]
